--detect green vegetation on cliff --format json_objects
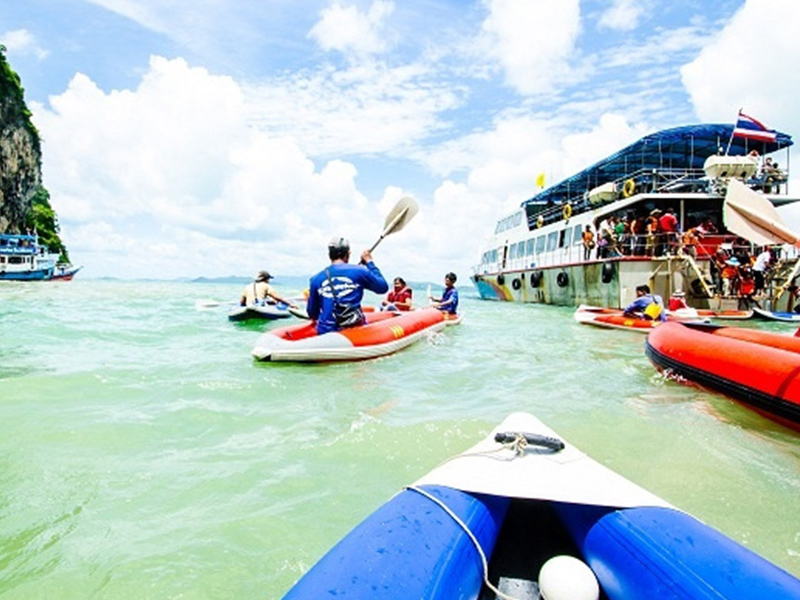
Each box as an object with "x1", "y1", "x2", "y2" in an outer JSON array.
[{"x1": 0, "y1": 44, "x2": 69, "y2": 262}]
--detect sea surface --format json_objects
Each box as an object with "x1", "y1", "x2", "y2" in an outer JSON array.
[{"x1": 1, "y1": 279, "x2": 799, "y2": 599}]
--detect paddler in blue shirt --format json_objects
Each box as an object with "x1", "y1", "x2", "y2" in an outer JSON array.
[
  {"x1": 623, "y1": 284, "x2": 666, "y2": 321},
  {"x1": 430, "y1": 272, "x2": 459, "y2": 314},
  {"x1": 306, "y1": 236, "x2": 389, "y2": 334}
]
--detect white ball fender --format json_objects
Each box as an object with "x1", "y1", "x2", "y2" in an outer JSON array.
[{"x1": 538, "y1": 555, "x2": 599, "y2": 600}]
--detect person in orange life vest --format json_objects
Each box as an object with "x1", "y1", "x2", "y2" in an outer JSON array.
[
  {"x1": 623, "y1": 284, "x2": 665, "y2": 321},
  {"x1": 581, "y1": 225, "x2": 595, "y2": 261},
  {"x1": 668, "y1": 290, "x2": 689, "y2": 311},
  {"x1": 381, "y1": 277, "x2": 413, "y2": 311}
]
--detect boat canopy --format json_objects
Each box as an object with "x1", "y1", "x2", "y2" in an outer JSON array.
[{"x1": 523, "y1": 124, "x2": 793, "y2": 211}]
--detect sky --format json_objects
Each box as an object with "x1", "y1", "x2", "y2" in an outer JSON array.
[{"x1": 3, "y1": 0, "x2": 800, "y2": 284}]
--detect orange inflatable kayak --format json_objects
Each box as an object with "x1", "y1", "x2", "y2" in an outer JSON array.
[
  {"x1": 574, "y1": 305, "x2": 662, "y2": 333},
  {"x1": 251, "y1": 307, "x2": 446, "y2": 362},
  {"x1": 646, "y1": 321, "x2": 800, "y2": 432}
]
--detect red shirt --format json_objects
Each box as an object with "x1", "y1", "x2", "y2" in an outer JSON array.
[
  {"x1": 387, "y1": 287, "x2": 412, "y2": 310},
  {"x1": 659, "y1": 213, "x2": 679, "y2": 233}
]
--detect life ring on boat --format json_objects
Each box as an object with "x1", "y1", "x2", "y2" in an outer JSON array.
[
  {"x1": 562, "y1": 204, "x2": 572, "y2": 220},
  {"x1": 556, "y1": 272, "x2": 569, "y2": 288},
  {"x1": 512, "y1": 278, "x2": 521, "y2": 290},
  {"x1": 530, "y1": 271, "x2": 542, "y2": 288},
  {"x1": 601, "y1": 261, "x2": 615, "y2": 284},
  {"x1": 536, "y1": 215, "x2": 544, "y2": 229},
  {"x1": 497, "y1": 273, "x2": 506, "y2": 286},
  {"x1": 622, "y1": 178, "x2": 636, "y2": 198}
]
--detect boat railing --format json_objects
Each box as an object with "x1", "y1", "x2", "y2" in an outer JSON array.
[{"x1": 526, "y1": 164, "x2": 791, "y2": 231}]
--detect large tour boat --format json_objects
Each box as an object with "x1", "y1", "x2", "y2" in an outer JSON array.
[
  {"x1": 471, "y1": 123, "x2": 800, "y2": 311},
  {"x1": 0, "y1": 233, "x2": 58, "y2": 281}
]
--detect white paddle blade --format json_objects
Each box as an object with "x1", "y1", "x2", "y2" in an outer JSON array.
[
  {"x1": 724, "y1": 179, "x2": 800, "y2": 246},
  {"x1": 370, "y1": 196, "x2": 419, "y2": 252}
]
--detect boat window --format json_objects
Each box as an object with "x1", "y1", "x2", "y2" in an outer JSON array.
[
  {"x1": 0, "y1": 256, "x2": 4, "y2": 263},
  {"x1": 563, "y1": 227, "x2": 573, "y2": 247},
  {"x1": 525, "y1": 238, "x2": 534, "y2": 255},
  {"x1": 573, "y1": 224, "x2": 582, "y2": 245},
  {"x1": 546, "y1": 231, "x2": 558, "y2": 252},
  {"x1": 9, "y1": 256, "x2": 23, "y2": 264},
  {"x1": 536, "y1": 235, "x2": 546, "y2": 254}
]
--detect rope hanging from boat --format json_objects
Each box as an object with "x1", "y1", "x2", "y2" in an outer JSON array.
[{"x1": 404, "y1": 485, "x2": 526, "y2": 600}]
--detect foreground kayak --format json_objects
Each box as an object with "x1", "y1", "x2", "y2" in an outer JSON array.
[
  {"x1": 228, "y1": 303, "x2": 292, "y2": 322},
  {"x1": 251, "y1": 307, "x2": 446, "y2": 362},
  {"x1": 282, "y1": 412, "x2": 800, "y2": 599},
  {"x1": 646, "y1": 321, "x2": 800, "y2": 432}
]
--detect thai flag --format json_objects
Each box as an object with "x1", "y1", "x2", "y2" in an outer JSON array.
[{"x1": 733, "y1": 111, "x2": 777, "y2": 142}]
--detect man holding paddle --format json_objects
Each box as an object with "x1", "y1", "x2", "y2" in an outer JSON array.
[{"x1": 306, "y1": 237, "x2": 388, "y2": 334}]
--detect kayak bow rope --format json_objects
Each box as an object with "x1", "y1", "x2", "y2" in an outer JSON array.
[{"x1": 369, "y1": 196, "x2": 419, "y2": 253}]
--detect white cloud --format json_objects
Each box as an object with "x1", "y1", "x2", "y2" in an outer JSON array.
[
  {"x1": 308, "y1": 1, "x2": 395, "y2": 57},
  {"x1": 480, "y1": 0, "x2": 581, "y2": 95},
  {"x1": 1, "y1": 29, "x2": 49, "y2": 60},
  {"x1": 244, "y1": 62, "x2": 461, "y2": 157},
  {"x1": 32, "y1": 56, "x2": 401, "y2": 279},
  {"x1": 598, "y1": 0, "x2": 645, "y2": 32}
]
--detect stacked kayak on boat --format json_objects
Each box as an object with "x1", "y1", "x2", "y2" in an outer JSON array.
[
  {"x1": 251, "y1": 307, "x2": 446, "y2": 362},
  {"x1": 281, "y1": 412, "x2": 800, "y2": 599},
  {"x1": 228, "y1": 302, "x2": 292, "y2": 322},
  {"x1": 646, "y1": 321, "x2": 800, "y2": 432}
]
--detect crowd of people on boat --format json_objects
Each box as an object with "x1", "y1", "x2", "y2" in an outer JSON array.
[
  {"x1": 581, "y1": 209, "x2": 724, "y2": 260},
  {"x1": 708, "y1": 245, "x2": 776, "y2": 302}
]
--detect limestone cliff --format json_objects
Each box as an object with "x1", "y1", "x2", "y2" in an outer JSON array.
[{"x1": 0, "y1": 45, "x2": 68, "y2": 261}]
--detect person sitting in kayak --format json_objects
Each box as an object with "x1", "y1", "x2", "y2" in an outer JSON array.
[
  {"x1": 623, "y1": 284, "x2": 665, "y2": 321},
  {"x1": 307, "y1": 237, "x2": 389, "y2": 334},
  {"x1": 668, "y1": 290, "x2": 688, "y2": 311},
  {"x1": 240, "y1": 271, "x2": 297, "y2": 308},
  {"x1": 381, "y1": 276, "x2": 413, "y2": 311},
  {"x1": 430, "y1": 272, "x2": 459, "y2": 314}
]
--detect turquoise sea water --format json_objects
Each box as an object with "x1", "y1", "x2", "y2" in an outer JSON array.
[{"x1": 1, "y1": 279, "x2": 799, "y2": 599}]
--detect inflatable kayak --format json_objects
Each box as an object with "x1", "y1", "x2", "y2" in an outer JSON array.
[
  {"x1": 752, "y1": 306, "x2": 800, "y2": 323},
  {"x1": 251, "y1": 307, "x2": 446, "y2": 362},
  {"x1": 695, "y1": 308, "x2": 754, "y2": 320},
  {"x1": 228, "y1": 302, "x2": 292, "y2": 322},
  {"x1": 442, "y1": 312, "x2": 463, "y2": 325},
  {"x1": 574, "y1": 305, "x2": 662, "y2": 333},
  {"x1": 646, "y1": 321, "x2": 800, "y2": 432},
  {"x1": 281, "y1": 412, "x2": 800, "y2": 599}
]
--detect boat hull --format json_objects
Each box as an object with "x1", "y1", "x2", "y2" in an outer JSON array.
[
  {"x1": 252, "y1": 307, "x2": 446, "y2": 362},
  {"x1": 752, "y1": 306, "x2": 800, "y2": 322},
  {"x1": 645, "y1": 321, "x2": 800, "y2": 431},
  {"x1": 281, "y1": 412, "x2": 800, "y2": 599},
  {"x1": 0, "y1": 267, "x2": 53, "y2": 281}
]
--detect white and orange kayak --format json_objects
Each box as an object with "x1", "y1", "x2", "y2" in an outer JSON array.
[{"x1": 251, "y1": 307, "x2": 446, "y2": 362}]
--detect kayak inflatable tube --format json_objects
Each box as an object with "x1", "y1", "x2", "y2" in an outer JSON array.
[
  {"x1": 282, "y1": 485, "x2": 509, "y2": 600},
  {"x1": 558, "y1": 503, "x2": 800, "y2": 600},
  {"x1": 252, "y1": 307, "x2": 446, "y2": 362},
  {"x1": 646, "y1": 321, "x2": 800, "y2": 431},
  {"x1": 574, "y1": 305, "x2": 660, "y2": 333},
  {"x1": 228, "y1": 303, "x2": 292, "y2": 321}
]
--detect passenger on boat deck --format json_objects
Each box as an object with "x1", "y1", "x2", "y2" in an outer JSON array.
[
  {"x1": 696, "y1": 218, "x2": 718, "y2": 235},
  {"x1": 645, "y1": 210, "x2": 661, "y2": 257},
  {"x1": 581, "y1": 225, "x2": 595, "y2": 261},
  {"x1": 430, "y1": 272, "x2": 459, "y2": 314},
  {"x1": 240, "y1": 271, "x2": 297, "y2": 308},
  {"x1": 668, "y1": 290, "x2": 689, "y2": 311},
  {"x1": 721, "y1": 257, "x2": 741, "y2": 297},
  {"x1": 752, "y1": 248, "x2": 773, "y2": 293},
  {"x1": 658, "y1": 207, "x2": 680, "y2": 255},
  {"x1": 307, "y1": 236, "x2": 389, "y2": 334},
  {"x1": 623, "y1": 284, "x2": 666, "y2": 321},
  {"x1": 381, "y1": 277, "x2": 413, "y2": 311}
]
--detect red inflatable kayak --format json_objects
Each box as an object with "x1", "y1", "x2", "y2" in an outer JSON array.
[
  {"x1": 251, "y1": 307, "x2": 446, "y2": 362},
  {"x1": 646, "y1": 321, "x2": 800, "y2": 432},
  {"x1": 574, "y1": 305, "x2": 662, "y2": 333}
]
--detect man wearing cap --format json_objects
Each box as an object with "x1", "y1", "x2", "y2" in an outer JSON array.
[
  {"x1": 306, "y1": 237, "x2": 389, "y2": 334},
  {"x1": 240, "y1": 271, "x2": 296, "y2": 307},
  {"x1": 668, "y1": 290, "x2": 689, "y2": 311}
]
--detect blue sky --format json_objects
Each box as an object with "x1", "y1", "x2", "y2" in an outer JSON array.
[{"x1": 3, "y1": 0, "x2": 799, "y2": 283}]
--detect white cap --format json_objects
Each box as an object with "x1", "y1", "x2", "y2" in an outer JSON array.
[{"x1": 539, "y1": 555, "x2": 599, "y2": 600}]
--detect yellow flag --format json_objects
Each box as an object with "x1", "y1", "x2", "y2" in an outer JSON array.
[{"x1": 536, "y1": 172, "x2": 545, "y2": 188}]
